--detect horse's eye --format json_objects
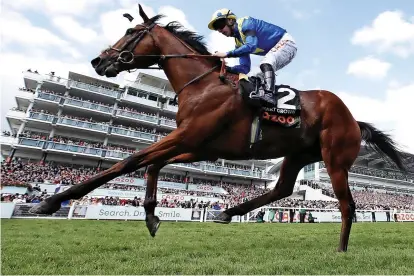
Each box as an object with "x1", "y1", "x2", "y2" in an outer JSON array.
[{"x1": 126, "y1": 28, "x2": 134, "y2": 35}]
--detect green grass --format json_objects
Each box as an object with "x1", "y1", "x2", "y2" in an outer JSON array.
[{"x1": 1, "y1": 220, "x2": 414, "y2": 275}]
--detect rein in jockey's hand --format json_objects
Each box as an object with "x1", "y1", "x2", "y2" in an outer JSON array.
[{"x1": 212, "y1": 51, "x2": 228, "y2": 58}]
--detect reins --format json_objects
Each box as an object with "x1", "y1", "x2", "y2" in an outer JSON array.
[{"x1": 107, "y1": 22, "x2": 228, "y2": 99}]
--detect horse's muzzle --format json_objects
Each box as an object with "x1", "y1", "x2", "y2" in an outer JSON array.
[{"x1": 90, "y1": 57, "x2": 119, "y2": 77}]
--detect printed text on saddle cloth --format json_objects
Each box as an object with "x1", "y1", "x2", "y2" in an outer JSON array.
[{"x1": 261, "y1": 85, "x2": 301, "y2": 127}]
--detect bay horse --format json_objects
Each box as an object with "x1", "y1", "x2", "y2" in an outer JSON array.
[{"x1": 30, "y1": 4, "x2": 406, "y2": 252}]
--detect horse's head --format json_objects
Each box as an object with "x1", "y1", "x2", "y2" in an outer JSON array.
[{"x1": 91, "y1": 4, "x2": 162, "y2": 77}]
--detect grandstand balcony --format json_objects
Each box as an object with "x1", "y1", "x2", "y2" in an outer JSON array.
[
  {"x1": 204, "y1": 163, "x2": 229, "y2": 175},
  {"x1": 63, "y1": 98, "x2": 114, "y2": 116},
  {"x1": 6, "y1": 109, "x2": 26, "y2": 121},
  {"x1": 15, "y1": 90, "x2": 34, "y2": 107},
  {"x1": 0, "y1": 135, "x2": 17, "y2": 146},
  {"x1": 104, "y1": 150, "x2": 134, "y2": 161},
  {"x1": 23, "y1": 70, "x2": 45, "y2": 86},
  {"x1": 122, "y1": 93, "x2": 160, "y2": 109},
  {"x1": 171, "y1": 162, "x2": 203, "y2": 172},
  {"x1": 159, "y1": 117, "x2": 176, "y2": 129},
  {"x1": 17, "y1": 138, "x2": 47, "y2": 149},
  {"x1": 229, "y1": 168, "x2": 262, "y2": 178},
  {"x1": 156, "y1": 134, "x2": 167, "y2": 142},
  {"x1": 128, "y1": 82, "x2": 164, "y2": 97},
  {"x1": 27, "y1": 112, "x2": 54, "y2": 124},
  {"x1": 46, "y1": 141, "x2": 103, "y2": 158},
  {"x1": 69, "y1": 80, "x2": 120, "y2": 99},
  {"x1": 168, "y1": 162, "x2": 273, "y2": 180},
  {"x1": 163, "y1": 104, "x2": 178, "y2": 114},
  {"x1": 115, "y1": 109, "x2": 158, "y2": 126},
  {"x1": 43, "y1": 74, "x2": 69, "y2": 89},
  {"x1": 110, "y1": 126, "x2": 156, "y2": 143},
  {"x1": 35, "y1": 91, "x2": 62, "y2": 104},
  {"x1": 56, "y1": 117, "x2": 109, "y2": 133}
]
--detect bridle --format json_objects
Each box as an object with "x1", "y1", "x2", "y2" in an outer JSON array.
[{"x1": 105, "y1": 22, "x2": 226, "y2": 95}]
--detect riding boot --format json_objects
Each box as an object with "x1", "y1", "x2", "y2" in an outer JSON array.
[
  {"x1": 260, "y1": 63, "x2": 276, "y2": 104},
  {"x1": 250, "y1": 63, "x2": 276, "y2": 104}
]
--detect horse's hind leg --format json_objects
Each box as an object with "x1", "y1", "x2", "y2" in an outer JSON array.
[
  {"x1": 320, "y1": 127, "x2": 360, "y2": 252},
  {"x1": 216, "y1": 147, "x2": 322, "y2": 221}
]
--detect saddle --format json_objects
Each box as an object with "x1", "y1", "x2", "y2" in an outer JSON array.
[{"x1": 222, "y1": 72, "x2": 302, "y2": 147}]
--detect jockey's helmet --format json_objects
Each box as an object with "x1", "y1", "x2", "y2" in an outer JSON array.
[{"x1": 208, "y1": 9, "x2": 237, "y2": 30}]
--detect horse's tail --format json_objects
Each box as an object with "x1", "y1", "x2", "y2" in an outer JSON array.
[{"x1": 357, "y1": 121, "x2": 406, "y2": 172}]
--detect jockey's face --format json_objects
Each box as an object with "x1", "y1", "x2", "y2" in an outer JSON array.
[
  {"x1": 218, "y1": 24, "x2": 232, "y2": 37},
  {"x1": 214, "y1": 19, "x2": 234, "y2": 37}
]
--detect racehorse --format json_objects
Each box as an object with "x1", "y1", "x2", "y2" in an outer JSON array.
[{"x1": 30, "y1": 4, "x2": 406, "y2": 252}]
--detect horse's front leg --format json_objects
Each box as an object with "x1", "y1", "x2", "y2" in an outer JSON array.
[
  {"x1": 29, "y1": 129, "x2": 196, "y2": 215},
  {"x1": 144, "y1": 152, "x2": 217, "y2": 237}
]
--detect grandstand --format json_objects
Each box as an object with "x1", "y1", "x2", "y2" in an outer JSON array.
[
  {"x1": 1, "y1": 70, "x2": 275, "y2": 209},
  {"x1": 1, "y1": 69, "x2": 413, "y2": 214}
]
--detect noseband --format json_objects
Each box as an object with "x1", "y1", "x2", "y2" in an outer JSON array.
[
  {"x1": 109, "y1": 22, "x2": 159, "y2": 65},
  {"x1": 106, "y1": 22, "x2": 225, "y2": 95}
]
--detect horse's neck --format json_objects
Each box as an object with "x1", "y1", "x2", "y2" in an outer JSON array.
[{"x1": 157, "y1": 31, "x2": 217, "y2": 95}]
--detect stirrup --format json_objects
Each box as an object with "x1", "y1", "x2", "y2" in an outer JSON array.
[{"x1": 249, "y1": 91, "x2": 258, "y2": 98}]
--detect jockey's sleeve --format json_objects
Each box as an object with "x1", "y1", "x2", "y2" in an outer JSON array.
[
  {"x1": 226, "y1": 30, "x2": 258, "y2": 57},
  {"x1": 226, "y1": 55, "x2": 251, "y2": 74}
]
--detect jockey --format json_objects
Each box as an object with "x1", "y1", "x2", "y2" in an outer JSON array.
[{"x1": 208, "y1": 9, "x2": 297, "y2": 104}]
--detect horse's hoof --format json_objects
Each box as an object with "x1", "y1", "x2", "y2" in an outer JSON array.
[
  {"x1": 213, "y1": 212, "x2": 232, "y2": 224},
  {"x1": 28, "y1": 199, "x2": 61, "y2": 215},
  {"x1": 146, "y1": 216, "x2": 161, "y2": 237}
]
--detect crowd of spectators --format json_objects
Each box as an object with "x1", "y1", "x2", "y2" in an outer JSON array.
[
  {"x1": 2, "y1": 160, "x2": 414, "y2": 211},
  {"x1": 70, "y1": 78, "x2": 120, "y2": 92},
  {"x1": 19, "y1": 87, "x2": 35, "y2": 94},
  {"x1": 10, "y1": 107, "x2": 26, "y2": 112},
  {"x1": 59, "y1": 114, "x2": 110, "y2": 125},
  {"x1": 37, "y1": 88, "x2": 60, "y2": 96},
  {"x1": 66, "y1": 95, "x2": 112, "y2": 107},
  {"x1": 117, "y1": 106, "x2": 157, "y2": 118}
]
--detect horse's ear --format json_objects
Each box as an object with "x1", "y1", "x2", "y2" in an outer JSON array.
[
  {"x1": 123, "y1": 13, "x2": 134, "y2": 22},
  {"x1": 138, "y1": 4, "x2": 149, "y2": 23}
]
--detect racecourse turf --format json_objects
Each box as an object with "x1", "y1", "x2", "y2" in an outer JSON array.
[{"x1": 1, "y1": 219, "x2": 414, "y2": 275}]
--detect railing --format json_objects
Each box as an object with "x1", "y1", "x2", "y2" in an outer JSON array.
[
  {"x1": 0, "y1": 135, "x2": 16, "y2": 145},
  {"x1": 229, "y1": 168, "x2": 253, "y2": 176},
  {"x1": 105, "y1": 150, "x2": 133, "y2": 160},
  {"x1": 174, "y1": 163, "x2": 203, "y2": 170},
  {"x1": 28, "y1": 112, "x2": 54, "y2": 122},
  {"x1": 5, "y1": 203, "x2": 413, "y2": 223},
  {"x1": 116, "y1": 110, "x2": 158, "y2": 124},
  {"x1": 111, "y1": 127, "x2": 156, "y2": 141},
  {"x1": 128, "y1": 82, "x2": 164, "y2": 95},
  {"x1": 123, "y1": 94, "x2": 159, "y2": 108},
  {"x1": 6, "y1": 110, "x2": 26, "y2": 119},
  {"x1": 46, "y1": 142, "x2": 103, "y2": 156},
  {"x1": 172, "y1": 163, "x2": 269, "y2": 179},
  {"x1": 36, "y1": 92, "x2": 62, "y2": 103},
  {"x1": 57, "y1": 118, "x2": 109, "y2": 132},
  {"x1": 18, "y1": 138, "x2": 46, "y2": 148},
  {"x1": 70, "y1": 81, "x2": 119, "y2": 98},
  {"x1": 163, "y1": 104, "x2": 178, "y2": 113},
  {"x1": 65, "y1": 98, "x2": 113, "y2": 114},
  {"x1": 159, "y1": 118, "x2": 176, "y2": 128},
  {"x1": 204, "y1": 164, "x2": 228, "y2": 174},
  {"x1": 43, "y1": 74, "x2": 69, "y2": 86}
]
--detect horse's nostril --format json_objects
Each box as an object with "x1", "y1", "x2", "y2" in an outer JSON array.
[{"x1": 91, "y1": 57, "x2": 102, "y2": 68}]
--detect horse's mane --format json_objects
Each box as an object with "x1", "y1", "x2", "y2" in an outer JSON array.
[{"x1": 147, "y1": 15, "x2": 221, "y2": 66}]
